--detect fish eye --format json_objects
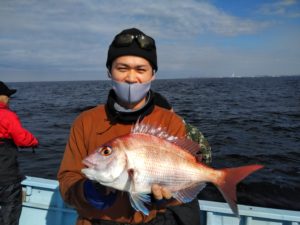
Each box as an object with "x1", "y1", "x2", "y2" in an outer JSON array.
[{"x1": 99, "y1": 146, "x2": 112, "y2": 156}]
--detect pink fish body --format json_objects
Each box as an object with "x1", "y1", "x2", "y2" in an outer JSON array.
[{"x1": 82, "y1": 123, "x2": 263, "y2": 216}]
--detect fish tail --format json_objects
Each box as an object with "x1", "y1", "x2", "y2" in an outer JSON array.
[{"x1": 216, "y1": 164, "x2": 263, "y2": 217}]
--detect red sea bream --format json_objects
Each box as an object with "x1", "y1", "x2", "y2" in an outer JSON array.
[{"x1": 82, "y1": 123, "x2": 263, "y2": 216}]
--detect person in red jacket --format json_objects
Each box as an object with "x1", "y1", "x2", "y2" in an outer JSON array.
[{"x1": 0, "y1": 81, "x2": 39, "y2": 225}]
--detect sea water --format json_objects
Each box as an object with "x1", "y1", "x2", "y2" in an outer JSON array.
[{"x1": 8, "y1": 76, "x2": 300, "y2": 210}]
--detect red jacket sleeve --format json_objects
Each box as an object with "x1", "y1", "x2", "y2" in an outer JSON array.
[{"x1": 4, "y1": 110, "x2": 38, "y2": 147}]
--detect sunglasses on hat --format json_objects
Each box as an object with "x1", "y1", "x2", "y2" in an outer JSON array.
[{"x1": 112, "y1": 34, "x2": 155, "y2": 50}]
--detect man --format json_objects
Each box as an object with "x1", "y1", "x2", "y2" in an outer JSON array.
[
  {"x1": 58, "y1": 28, "x2": 209, "y2": 225},
  {"x1": 0, "y1": 81, "x2": 39, "y2": 225}
]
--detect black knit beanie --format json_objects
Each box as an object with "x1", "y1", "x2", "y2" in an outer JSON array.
[{"x1": 106, "y1": 28, "x2": 157, "y2": 71}]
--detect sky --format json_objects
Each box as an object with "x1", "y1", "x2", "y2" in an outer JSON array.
[{"x1": 1, "y1": 0, "x2": 300, "y2": 82}]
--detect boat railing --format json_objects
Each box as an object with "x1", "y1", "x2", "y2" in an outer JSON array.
[{"x1": 20, "y1": 176, "x2": 300, "y2": 225}]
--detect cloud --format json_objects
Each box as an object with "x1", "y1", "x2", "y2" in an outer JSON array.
[
  {"x1": 0, "y1": 0, "x2": 267, "y2": 76},
  {"x1": 258, "y1": 0, "x2": 300, "y2": 18},
  {"x1": 1, "y1": 0, "x2": 267, "y2": 37},
  {"x1": 83, "y1": 0, "x2": 266, "y2": 36},
  {"x1": 0, "y1": 0, "x2": 299, "y2": 81}
]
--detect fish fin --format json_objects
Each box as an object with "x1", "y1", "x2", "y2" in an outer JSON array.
[
  {"x1": 131, "y1": 122, "x2": 178, "y2": 142},
  {"x1": 132, "y1": 121, "x2": 201, "y2": 161},
  {"x1": 173, "y1": 183, "x2": 206, "y2": 203},
  {"x1": 127, "y1": 168, "x2": 151, "y2": 215},
  {"x1": 172, "y1": 138, "x2": 201, "y2": 162},
  {"x1": 129, "y1": 192, "x2": 151, "y2": 215},
  {"x1": 216, "y1": 164, "x2": 264, "y2": 217}
]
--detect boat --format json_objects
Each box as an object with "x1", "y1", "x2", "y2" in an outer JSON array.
[{"x1": 20, "y1": 176, "x2": 300, "y2": 225}]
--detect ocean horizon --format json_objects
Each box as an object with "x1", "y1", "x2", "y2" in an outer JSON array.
[{"x1": 5, "y1": 74, "x2": 300, "y2": 84}]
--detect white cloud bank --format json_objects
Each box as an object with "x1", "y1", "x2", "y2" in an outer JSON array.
[{"x1": 0, "y1": 0, "x2": 299, "y2": 81}]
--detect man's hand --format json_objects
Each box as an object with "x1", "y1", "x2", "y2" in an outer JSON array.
[{"x1": 151, "y1": 184, "x2": 172, "y2": 200}]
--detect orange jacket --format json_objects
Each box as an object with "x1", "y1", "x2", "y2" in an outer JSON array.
[{"x1": 57, "y1": 104, "x2": 186, "y2": 225}]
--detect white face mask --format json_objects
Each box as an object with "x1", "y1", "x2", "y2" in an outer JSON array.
[{"x1": 111, "y1": 79, "x2": 152, "y2": 105}]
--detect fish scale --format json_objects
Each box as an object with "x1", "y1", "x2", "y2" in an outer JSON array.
[{"x1": 126, "y1": 142, "x2": 199, "y2": 188}]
